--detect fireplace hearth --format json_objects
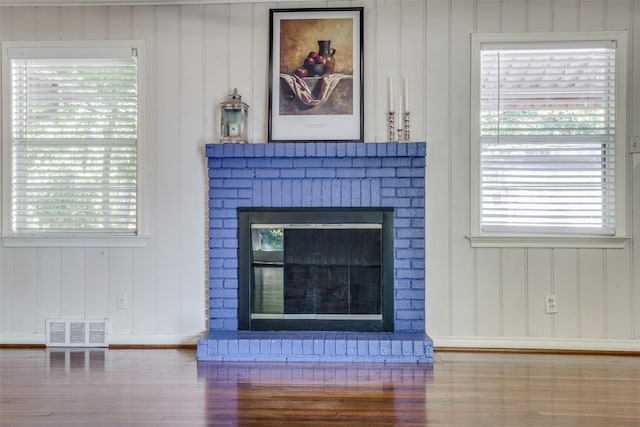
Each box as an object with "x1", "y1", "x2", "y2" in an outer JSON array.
[{"x1": 198, "y1": 142, "x2": 432, "y2": 362}]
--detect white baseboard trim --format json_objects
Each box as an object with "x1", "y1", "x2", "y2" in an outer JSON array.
[
  {"x1": 1, "y1": 333, "x2": 203, "y2": 346},
  {"x1": 432, "y1": 336, "x2": 640, "y2": 352}
]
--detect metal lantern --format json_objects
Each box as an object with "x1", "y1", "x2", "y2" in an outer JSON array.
[{"x1": 220, "y1": 88, "x2": 249, "y2": 143}]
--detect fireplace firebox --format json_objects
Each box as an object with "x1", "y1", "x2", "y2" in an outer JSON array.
[{"x1": 238, "y1": 208, "x2": 394, "y2": 332}]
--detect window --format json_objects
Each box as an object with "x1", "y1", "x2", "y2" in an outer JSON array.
[
  {"x1": 2, "y1": 41, "x2": 146, "y2": 247},
  {"x1": 470, "y1": 33, "x2": 629, "y2": 248}
]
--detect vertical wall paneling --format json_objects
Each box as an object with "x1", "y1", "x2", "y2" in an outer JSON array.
[
  {"x1": 0, "y1": 6, "x2": 13, "y2": 40},
  {"x1": 553, "y1": 0, "x2": 578, "y2": 32},
  {"x1": 605, "y1": 248, "x2": 632, "y2": 339},
  {"x1": 578, "y1": 249, "x2": 606, "y2": 338},
  {"x1": 553, "y1": 249, "x2": 579, "y2": 338},
  {"x1": 633, "y1": 0, "x2": 640, "y2": 340},
  {"x1": 399, "y1": 1, "x2": 426, "y2": 141},
  {"x1": 204, "y1": 4, "x2": 229, "y2": 144},
  {"x1": 12, "y1": 7, "x2": 35, "y2": 40},
  {"x1": 179, "y1": 5, "x2": 206, "y2": 336},
  {"x1": 476, "y1": 248, "x2": 502, "y2": 336},
  {"x1": 449, "y1": 0, "x2": 475, "y2": 337},
  {"x1": 35, "y1": 249, "x2": 61, "y2": 333},
  {"x1": 59, "y1": 7, "x2": 83, "y2": 40},
  {"x1": 228, "y1": 4, "x2": 253, "y2": 139},
  {"x1": 108, "y1": 249, "x2": 133, "y2": 334},
  {"x1": 425, "y1": 0, "x2": 453, "y2": 336},
  {"x1": 527, "y1": 249, "x2": 553, "y2": 338},
  {"x1": 579, "y1": 0, "x2": 605, "y2": 31},
  {"x1": 250, "y1": 3, "x2": 273, "y2": 143},
  {"x1": 108, "y1": 6, "x2": 133, "y2": 39},
  {"x1": 130, "y1": 5, "x2": 157, "y2": 336},
  {"x1": 502, "y1": 249, "x2": 527, "y2": 337},
  {"x1": 0, "y1": 0, "x2": 638, "y2": 348},
  {"x1": 374, "y1": 1, "x2": 399, "y2": 142},
  {"x1": 35, "y1": 7, "x2": 60, "y2": 40},
  {"x1": 82, "y1": 6, "x2": 107, "y2": 39},
  {"x1": 155, "y1": 5, "x2": 181, "y2": 335},
  {"x1": 0, "y1": 248, "x2": 13, "y2": 333},
  {"x1": 84, "y1": 248, "x2": 108, "y2": 318},
  {"x1": 12, "y1": 249, "x2": 38, "y2": 333},
  {"x1": 501, "y1": 0, "x2": 526, "y2": 33},
  {"x1": 60, "y1": 249, "x2": 85, "y2": 319},
  {"x1": 527, "y1": 0, "x2": 553, "y2": 32}
]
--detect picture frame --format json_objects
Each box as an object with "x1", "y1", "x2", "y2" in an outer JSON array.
[{"x1": 268, "y1": 7, "x2": 364, "y2": 142}]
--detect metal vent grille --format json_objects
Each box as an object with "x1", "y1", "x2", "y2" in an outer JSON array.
[{"x1": 46, "y1": 319, "x2": 109, "y2": 347}]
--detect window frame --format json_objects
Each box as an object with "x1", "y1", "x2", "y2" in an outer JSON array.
[
  {"x1": 1, "y1": 40, "x2": 148, "y2": 248},
  {"x1": 469, "y1": 32, "x2": 630, "y2": 249}
]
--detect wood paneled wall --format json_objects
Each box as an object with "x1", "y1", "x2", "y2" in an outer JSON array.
[{"x1": 0, "y1": 0, "x2": 638, "y2": 349}]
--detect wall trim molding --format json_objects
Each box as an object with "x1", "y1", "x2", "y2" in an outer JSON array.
[
  {"x1": 432, "y1": 337, "x2": 640, "y2": 353},
  {"x1": 1, "y1": 0, "x2": 353, "y2": 7},
  {"x1": 0, "y1": 333, "x2": 202, "y2": 346}
]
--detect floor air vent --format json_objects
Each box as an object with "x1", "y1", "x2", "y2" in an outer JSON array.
[{"x1": 46, "y1": 319, "x2": 110, "y2": 347}]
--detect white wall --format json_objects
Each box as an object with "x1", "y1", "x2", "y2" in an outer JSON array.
[{"x1": 0, "y1": 0, "x2": 638, "y2": 350}]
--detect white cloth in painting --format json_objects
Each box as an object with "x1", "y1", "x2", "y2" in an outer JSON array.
[{"x1": 280, "y1": 73, "x2": 352, "y2": 107}]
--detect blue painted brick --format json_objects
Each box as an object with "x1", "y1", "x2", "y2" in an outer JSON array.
[
  {"x1": 253, "y1": 143, "x2": 265, "y2": 157},
  {"x1": 306, "y1": 168, "x2": 336, "y2": 178},
  {"x1": 303, "y1": 339, "x2": 314, "y2": 355},
  {"x1": 264, "y1": 144, "x2": 275, "y2": 156},
  {"x1": 325, "y1": 143, "x2": 337, "y2": 157},
  {"x1": 238, "y1": 339, "x2": 249, "y2": 355},
  {"x1": 291, "y1": 339, "x2": 303, "y2": 355},
  {"x1": 315, "y1": 142, "x2": 326, "y2": 156},
  {"x1": 324, "y1": 340, "x2": 336, "y2": 355},
  {"x1": 368, "y1": 340, "x2": 380, "y2": 356},
  {"x1": 250, "y1": 339, "x2": 260, "y2": 354},
  {"x1": 397, "y1": 167, "x2": 424, "y2": 177},
  {"x1": 281, "y1": 168, "x2": 305, "y2": 178},
  {"x1": 228, "y1": 339, "x2": 238, "y2": 355},
  {"x1": 357, "y1": 339, "x2": 369, "y2": 356},
  {"x1": 281, "y1": 339, "x2": 292, "y2": 355},
  {"x1": 401, "y1": 340, "x2": 413, "y2": 356},
  {"x1": 335, "y1": 339, "x2": 347, "y2": 355},
  {"x1": 217, "y1": 340, "x2": 228, "y2": 355},
  {"x1": 382, "y1": 157, "x2": 411, "y2": 167},
  {"x1": 260, "y1": 339, "x2": 270, "y2": 354},
  {"x1": 346, "y1": 340, "x2": 358, "y2": 356},
  {"x1": 270, "y1": 339, "x2": 282, "y2": 355},
  {"x1": 305, "y1": 144, "x2": 316, "y2": 157},
  {"x1": 275, "y1": 143, "x2": 286, "y2": 157},
  {"x1": 380, "y1": 340, "x2": 392, "y2": 356},
  {"x1": 356, "y1": 143, "x2": 367, "y2": 156}
]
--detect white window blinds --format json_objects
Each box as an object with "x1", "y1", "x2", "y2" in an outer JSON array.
[
  {"x1": 9, "y1": 48, "x2": 138, "y2": 234},
  {"x1": 479, "y1": 41, "x2": 617, "y2": 235}
]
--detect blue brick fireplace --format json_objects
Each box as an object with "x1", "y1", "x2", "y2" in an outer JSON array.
[{"x1": 197, "y1": 142, "x2": 433, "y2": 362}]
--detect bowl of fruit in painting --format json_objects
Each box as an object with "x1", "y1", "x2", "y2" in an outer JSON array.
[{"x1": 296, "y1": 51, "x2": 325, "y2": 77}]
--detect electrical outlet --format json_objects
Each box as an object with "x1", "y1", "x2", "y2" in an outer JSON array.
[
  {"x1": 117, "y1": 292, "x2": 129, "y2": 309},
  {"x1": 631, "y1": 136, "x2": 640, "y2": 154},
  {"x1": 545, "y1": 294, "x2": 558, "y2": 314}
]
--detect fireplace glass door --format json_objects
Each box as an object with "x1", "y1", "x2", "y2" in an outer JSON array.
[{"x1": 239, "y1": 208, "x2": 393, "y2": 332}]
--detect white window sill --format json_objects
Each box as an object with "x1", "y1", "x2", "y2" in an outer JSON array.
[
  {"x1": 466, "y1": 234, "x2": 630, "y2": 249},
  {"x1": 2, "y1": 235, "x2": 149, "y2": 248}
]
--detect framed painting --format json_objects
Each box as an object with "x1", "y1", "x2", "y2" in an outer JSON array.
[{"x1": 268, "y1": 7, "x2": 364, "y2": 142}]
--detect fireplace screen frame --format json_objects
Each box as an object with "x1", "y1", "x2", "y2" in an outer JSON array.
[{"x1": 238, "y1": 207, "x2": 394, "y2": 332}]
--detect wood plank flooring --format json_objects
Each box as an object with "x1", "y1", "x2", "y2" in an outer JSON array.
[{"x1": 1, "y1": 348, "x2": 638, "y2": 426}]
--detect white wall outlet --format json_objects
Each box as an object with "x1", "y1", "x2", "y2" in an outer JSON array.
[
  {"x1": 117, "y1": 292, "x2": 129, "y2": 309},
  {"x1": 545, "y1": 294, "x2": 558, "y2": 314},
  {"x1": 631, "y1": 136, "x2": 640, "y2": 154}
]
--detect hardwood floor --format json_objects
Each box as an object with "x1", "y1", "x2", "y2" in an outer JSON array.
[{"x1": 1, "y1": 348, "x2": 638, "y2": 426}]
